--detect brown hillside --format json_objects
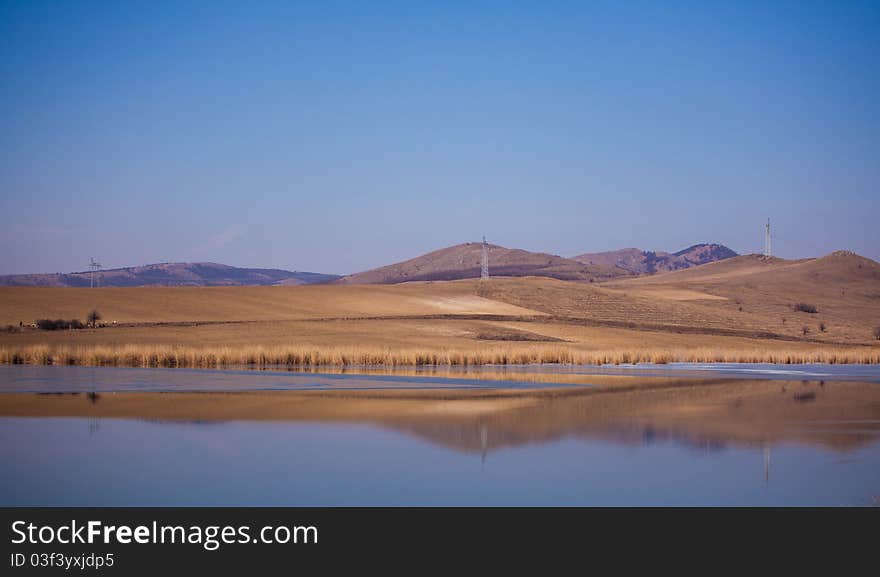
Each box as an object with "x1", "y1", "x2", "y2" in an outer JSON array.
[
  {"x1": 1, "y1": 251, "x2": 878, "y2": 369},
  {"x1": 0, "y1": 282, "x2": 540, "y2": 325},
  {"x1": 598, "y1": 251, "x2": 880, "y2": 343},
  {"x1": 338, "y1": 243, "x2": 626, "y2": 284}
]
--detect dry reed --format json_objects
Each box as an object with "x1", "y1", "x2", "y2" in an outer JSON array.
[{"x1": 0, "y1": 343, "x2": 878, "y2": 368}]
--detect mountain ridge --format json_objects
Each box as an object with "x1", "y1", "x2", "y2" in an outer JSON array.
[
  {"x1": 0, "y1": 262, "x2": 340, "y2": 288},
  {"x1": 572, "y1": 243, "x2": 738, "y2": 275}
]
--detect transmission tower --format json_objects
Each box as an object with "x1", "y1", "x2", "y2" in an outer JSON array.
[
  {"x1": 89, "y1": 257, "x2": 102, "y2": 288},
  {"x1": 763, "y1": 218, "x2": 771, "y2": 257},
  {"x1": 481, "y1": 236, "x2": 489, "y2": 280}
]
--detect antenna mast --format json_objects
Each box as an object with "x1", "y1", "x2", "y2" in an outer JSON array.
[
  {"x1": 480, "y1": 236, "x2": 489, "y2": 280},
  {"x1": 89, "y1": 257, "x2": 102, "y2": 288},
  {"x1": 763, "y1": 218, "x2": 771, "y2": 257}
]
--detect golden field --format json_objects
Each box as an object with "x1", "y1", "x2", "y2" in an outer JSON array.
[{"x1": 1, "y1": 251, "x2": 879, "y2": 368}]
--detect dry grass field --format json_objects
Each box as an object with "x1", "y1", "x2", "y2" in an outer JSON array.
[{"x1": 1, "y1": 251, "x2": 878, "y2": 367}]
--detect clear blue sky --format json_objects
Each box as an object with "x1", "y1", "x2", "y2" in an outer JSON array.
[{"x1": 1, "y1": 0, "x2": 878, "y2": 275}]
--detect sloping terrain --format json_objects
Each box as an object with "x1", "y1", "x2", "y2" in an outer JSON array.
[
  {"x1": 1, "y1": 251, "x2": 877, "y2": 369},
  {"x1": 0, "y1": 282, "x2": 541, "y2": 325},
  {"x1": 597, "y1": 251, "x2": 880, "y2": 343},
  {"x1": 337, "y1": 243, "x2": 626, "y2": 284},
  {"x1": 0, "y1": 262, "x2": 339, "y2": 287}
]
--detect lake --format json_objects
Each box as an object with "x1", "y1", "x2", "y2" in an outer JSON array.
[{"x1": 1, "y1": 364, "x2": 879, "y2": 506}]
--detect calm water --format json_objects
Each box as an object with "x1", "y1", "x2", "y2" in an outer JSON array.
[
  {"x1": 2, "y1": 362, "x2": 879, "y2": 392},
  {"x1": 0, "y1": 364, "x2": 583, "y2": 392},
  {"x1": 1, "y1": 364, "x2": 879, "y2": 506}
]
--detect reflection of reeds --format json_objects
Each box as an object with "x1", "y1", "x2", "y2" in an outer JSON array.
[{"x1": 1, "y1": 343, "x2": 878, "y2": 367}]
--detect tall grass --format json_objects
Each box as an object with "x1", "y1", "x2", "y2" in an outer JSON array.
[{"x1": 1, "y1": 343, "x2": 878, "y2": 367}]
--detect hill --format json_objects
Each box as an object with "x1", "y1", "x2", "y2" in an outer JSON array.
[
  {"x1": 0, "y1": 262, "x2": 339, "y2": 288},
  {"x1": 1, "y1": 252, "x2": 878, "y2": 368},
  {"x1": 597, "y1": 251, "x2": 880, "y2": 342},
  {"x1": 572, "y1": 243, "x2": 737, "y2": 275},
  {"x1": 337, "y1": 242, "x2": 627, "y2": 284}
]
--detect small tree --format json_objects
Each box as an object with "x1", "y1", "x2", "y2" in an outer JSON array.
[
  {"x1": 87, "y1": 309, "x2": 102, "y2": 328},
  {"x1": 819, "y1": 322, "x2": 826, "y2": 333},
  {"x1": 802, "y1": 325, "x2": 810, "y2": 336}
]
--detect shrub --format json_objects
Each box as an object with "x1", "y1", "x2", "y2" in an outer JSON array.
[
  {"x1": 802, "y1": 325, "x2": 810, "y2": 336},
  {"x1": 35, "y1": 319, "x2": 85, "y2": 331},
  {"x1": 793, "y1": 303, "x2": 818, "y2": 314},
  {"x1": 874, "y1": 326, "x2": 880, "y2": 340},
  {"x1": 819, "y1": 322, "x2": 826, "y2": 332}
]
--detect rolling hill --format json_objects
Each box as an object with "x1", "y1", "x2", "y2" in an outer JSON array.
[
  {"x1": 572, "y1": 243, "x2": 738, "y2": 275},
  {"x1": 0, "y1": 262, "x2": 340, "y2": 288},
  {"x1": 1, "y1": 251, "x2": 878, "y2": 369},
  {"x1": 596, "y1": 250, "x2": 880, "y2": 342},
  {"x1": 337, "y1": 242, "x2": 627, "y2": 284}
]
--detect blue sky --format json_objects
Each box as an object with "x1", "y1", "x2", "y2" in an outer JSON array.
[{"x1": 1, "y1": 0, "x2": 878, "y2": 275}]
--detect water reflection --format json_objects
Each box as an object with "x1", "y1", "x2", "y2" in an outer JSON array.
[
  {"x1": 2, "y1": 414, "x2": 877, "y2": 506},
  {"x1": 4, "y1": 379, "x2": 879, "y2": 455},
  {"x1": 2, "y1": 368, "x2": 879, "y2": 506}
]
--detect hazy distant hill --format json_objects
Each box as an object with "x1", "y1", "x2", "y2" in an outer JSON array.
[
  {"x1": 0, "y1": 262, "x2": 340, "y2": 287},
  {"x1": 337, "y1": 242, "x2": 628, "y2": 284},
  {"x1": 571, "y1": 243, "x2": 738, "y2": 275}
]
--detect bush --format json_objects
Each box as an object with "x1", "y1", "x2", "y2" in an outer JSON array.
[
  {"x1": 802, "y1": 325, "x2": 810, "y2": 336},
  {"x1": 793, "y1": 302, "x2": 818, "y2": 314},
  {"x1": 874, "y1": 326, "x2": 880, "y2": 340},
  {"x1": 35, "y1": 319, "x2": 85, "y2": 331},
  {"x1": 36, "y1": 319, "x2": 60, "y2": 330},
  {"x1": 819, "y1": 322, "x2": 826, "y2": 332}
]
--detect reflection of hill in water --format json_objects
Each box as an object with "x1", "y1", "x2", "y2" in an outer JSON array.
[
  {"x1": 373, "y1": 380, "x2": 880, "y2": 454},
  {"x1": 3, "y1": 379, "x2": 879, "y2": 454}
]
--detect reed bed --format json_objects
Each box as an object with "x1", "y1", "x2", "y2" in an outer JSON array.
[{"x1": 1, "y1": 343, "x2": 878, "y2": 368}]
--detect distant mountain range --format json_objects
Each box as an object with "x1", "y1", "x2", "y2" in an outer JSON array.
[
  {"x1": 571, "y1": 243, "x2": 739, "y2": 275},
  {"x1": 0, "y1": 242, "x2": 739, "y2": 287},
  {"x1": 0, "y1": 262, "x2": 340, "y2": 287}
]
